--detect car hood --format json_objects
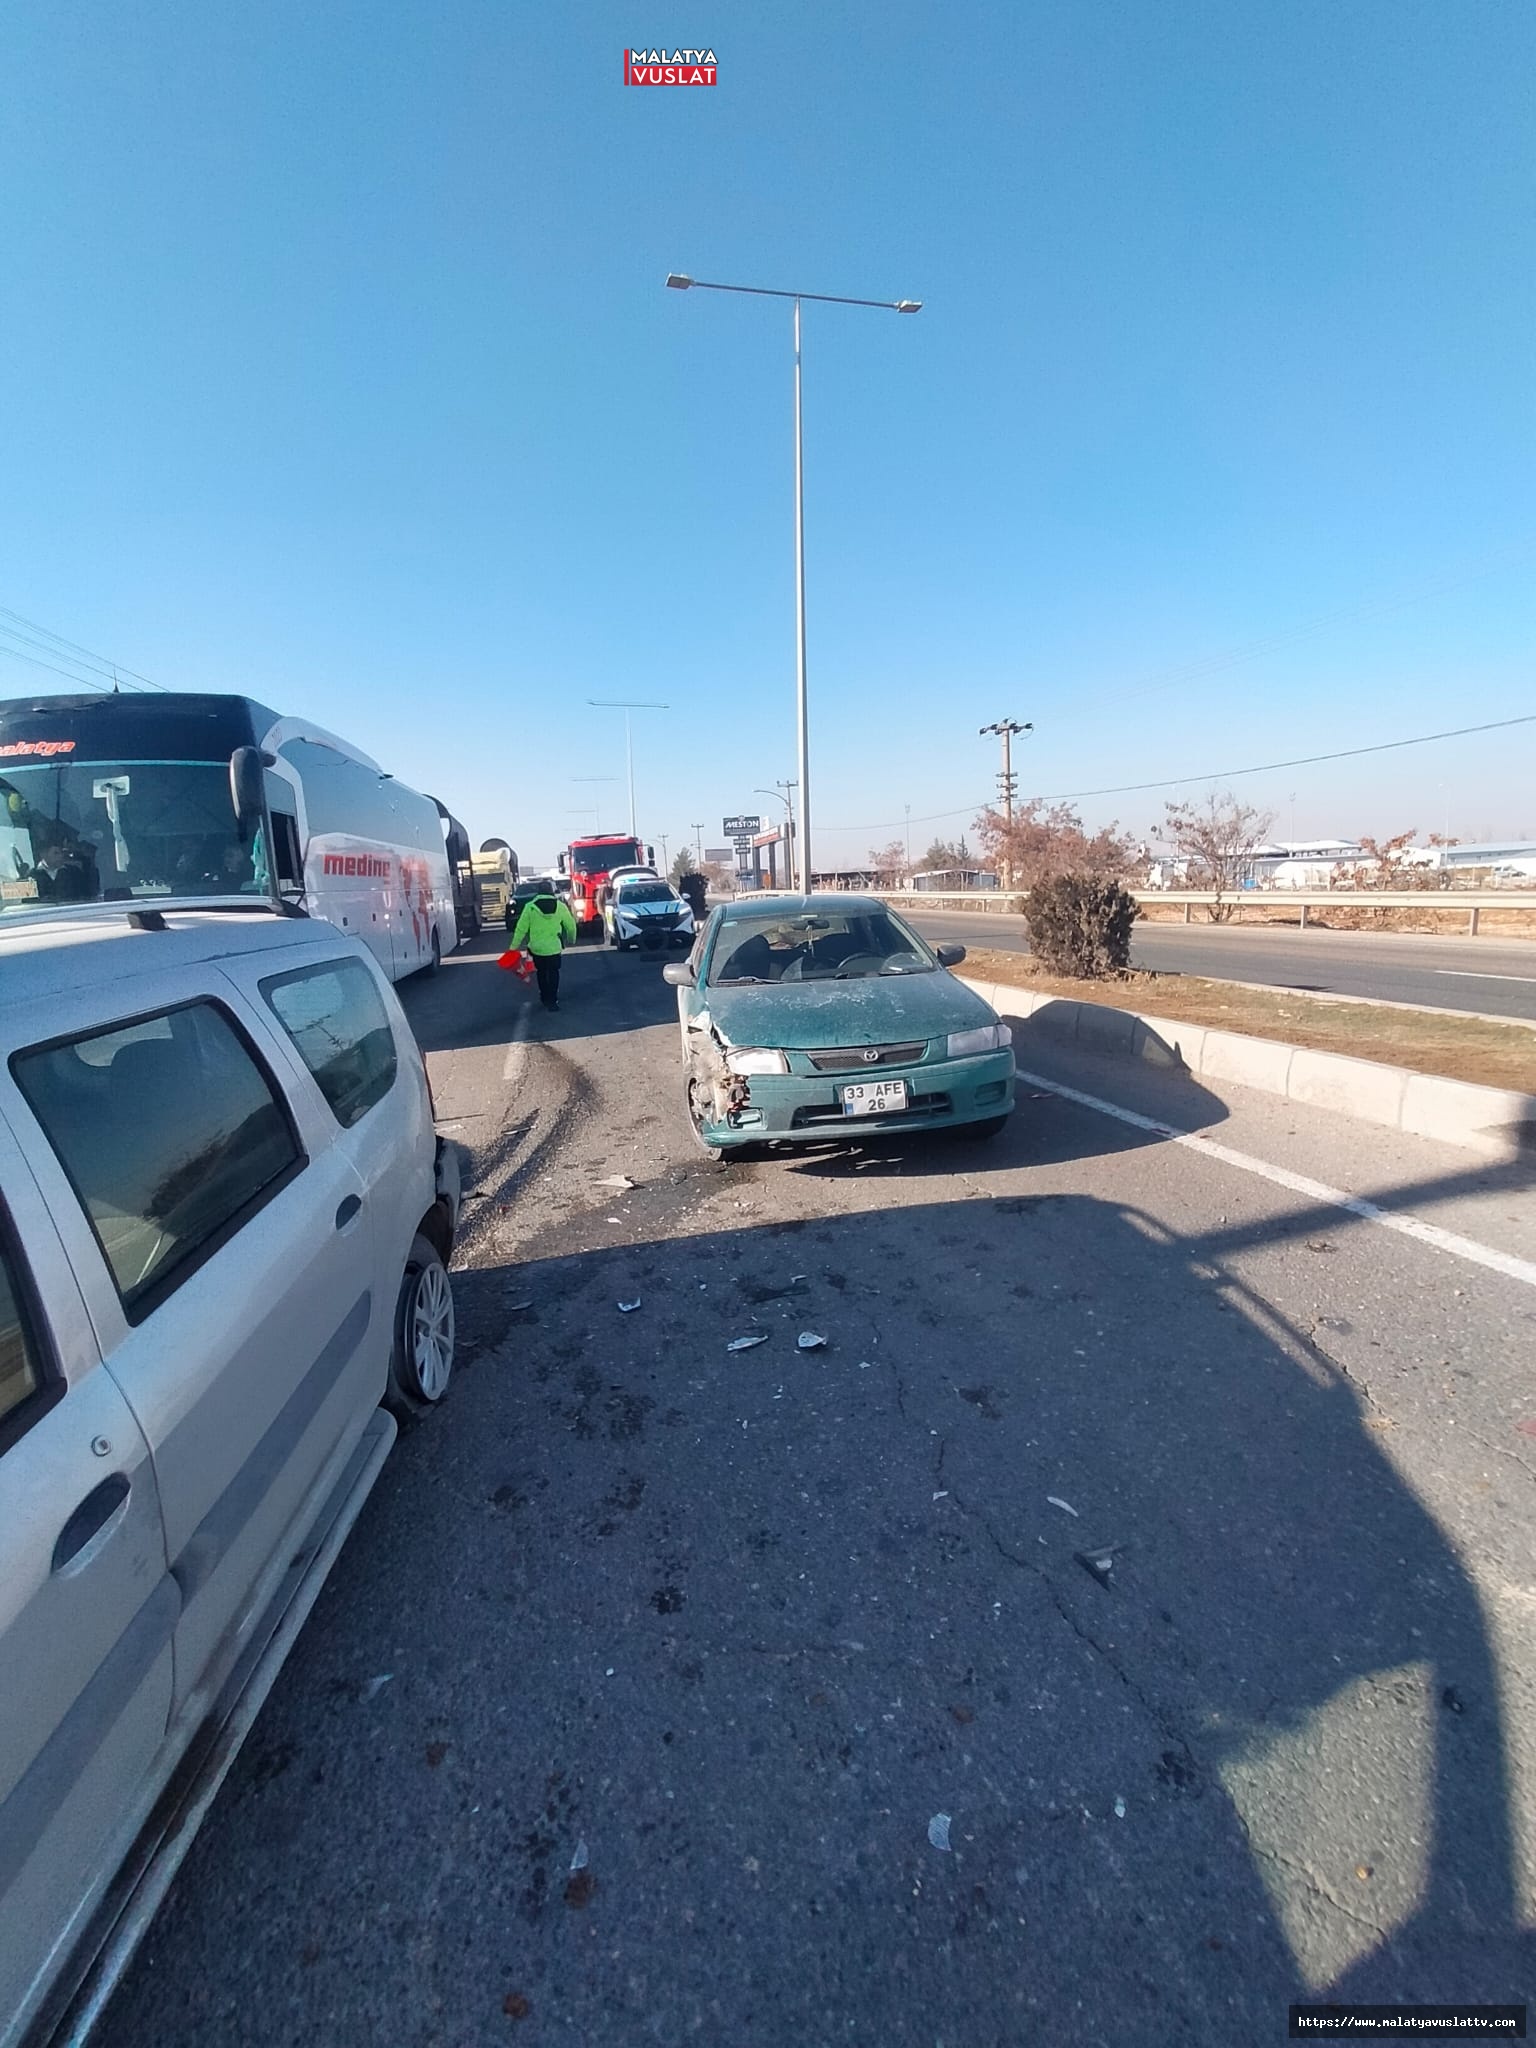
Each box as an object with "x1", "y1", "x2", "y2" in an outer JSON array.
[{"x1": 703, "y1": 971, "x2": 995, "y2": 1051}]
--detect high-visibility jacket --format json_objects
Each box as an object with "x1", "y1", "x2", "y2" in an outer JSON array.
[{"x1": 510, "y1": 893, "x2": 577, "y2": 957}]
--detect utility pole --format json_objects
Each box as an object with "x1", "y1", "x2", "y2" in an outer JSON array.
[
  {"x1": 659, "y1": 833, "x2": 670, "y2": 874},
  {"x1": 904, "y1": 803, "x2": 911, "y2": 880},
  {"x1": 691, "y1": 823, "x2": 704, "y2": 870},
  {"x1": 979, "y1": 720, "x2": 1031, "y2": 888}
]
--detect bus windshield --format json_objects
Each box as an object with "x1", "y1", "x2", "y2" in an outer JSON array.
[
  {"x1": 0, "y1": 758, "x2": 267, "y2": 917},
  {"x1": 570, "y1": 840, "x2": 641, "y2": 875}
]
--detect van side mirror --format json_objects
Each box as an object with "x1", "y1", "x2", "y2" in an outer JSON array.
[
  {"x1": 662, "y1": 961, "x2": 694, "y2": 987},
  {"x1": 230, "y1": 747, "x2": 274, "y2": 839},
  {"x1": 936, "y1": 943, "x2": 966, "y2": 967}
]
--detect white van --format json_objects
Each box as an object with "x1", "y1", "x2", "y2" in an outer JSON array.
[{"x1": 0, "y1": 904, "x2": 459, "y2": 2047}]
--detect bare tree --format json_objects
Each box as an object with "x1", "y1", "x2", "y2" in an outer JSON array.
[
  {"x1": 1346, "y1": 829, "x2": 1452, "y2": 896},
  {"x1": 973, "y1": 799, "x2": 1132, "y2": 892},
  {"x1": 1161, "y1": 792, "x2": 1275, "y2": 922},
  {"x1": 867, "y1": 838, "x2": 909, "y2": 887}
]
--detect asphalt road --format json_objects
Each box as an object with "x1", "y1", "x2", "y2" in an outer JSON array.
[
  {"x1": 905, "y1": 908, "x2": 1536, "y2": 1022},
  {"x1": 101, "y1": 933, "x2": 1536, "y2": 2046}
]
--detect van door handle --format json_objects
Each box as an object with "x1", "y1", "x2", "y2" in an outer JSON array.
[
  {"x1": 53, "y1": 1474, "x2": 131, "y2": 1570},
  {"x1": 335, "y1": 1194, "x2": 363, "y2": 1230}
]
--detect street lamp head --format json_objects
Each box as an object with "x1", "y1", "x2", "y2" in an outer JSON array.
[
  {"x1": 895, "y1": 300, "x2": 923, "y2": 314},
  {"x1": 666, "y1": 273, "x2": 693, "y2": 290}
]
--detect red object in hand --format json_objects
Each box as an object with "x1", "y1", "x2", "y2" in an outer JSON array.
[{"x1": 498, "y1": 948, "x2": 536, "y2": 981}]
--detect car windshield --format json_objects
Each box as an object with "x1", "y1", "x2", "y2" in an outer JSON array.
[
  {"x1": 0, "y1": 759, "x2": 268, "y2": 917},
  {"x1": 618, "y1": 881, "x2": 675, "y2": 905},
  {"x1": 707, "y1": 907, "x2": 936, "y2": 984}
]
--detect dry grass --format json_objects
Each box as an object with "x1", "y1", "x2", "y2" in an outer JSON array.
[{"x1": 964, "y1": 948, "x2": 1536, "y2": 1094}]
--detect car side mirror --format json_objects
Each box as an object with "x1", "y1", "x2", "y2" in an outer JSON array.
[
  {"x1": 936, "y1": 943, "x2": 966, "y2": 967},
  {"x1": 662, "y1": 961, "x2": 694, "y2": 987}
]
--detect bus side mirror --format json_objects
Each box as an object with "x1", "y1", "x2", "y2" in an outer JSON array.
[
  {"x1": 646, "y1": 845, "x2": 656, "y2": 867},
  {"x1": 230, "y1": 747, "x2": 274, "y2": 839},
  {"x1": 557, "y1": 852, "x2": 568, "y2": 873}
]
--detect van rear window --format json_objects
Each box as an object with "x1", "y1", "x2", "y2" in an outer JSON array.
[{"x1": 261, "y1": 957, "x2": 398, "y2": 1128}]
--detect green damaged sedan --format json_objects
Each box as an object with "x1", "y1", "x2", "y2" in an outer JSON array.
[{"x1": 663, "y1": 894, "x2": 1016, "y2": 1152}]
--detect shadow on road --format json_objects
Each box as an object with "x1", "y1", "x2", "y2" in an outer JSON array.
[{"x1": 106, "y1": 1149, "x2": 1533, "y2": 2045}]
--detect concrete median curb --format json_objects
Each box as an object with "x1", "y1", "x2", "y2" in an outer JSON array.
[{"x1": 961, "y1": 977, "x2": 1536, "y2": 1160}]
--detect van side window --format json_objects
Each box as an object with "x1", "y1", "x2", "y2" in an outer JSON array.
[
  {"x1": 0, "y1": 1227, "x2": 45, "y2": 1433},
  {"x1": 12, "y1": 1003, "x2": 303, "y2": 1323},
  {"x1": 260, "y1": 958, "x2": 398, "y2": 1128}
]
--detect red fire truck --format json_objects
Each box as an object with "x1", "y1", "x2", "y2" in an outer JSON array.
[{"x1": 559, "y1": 831, "x2": 656, "y2": 937}]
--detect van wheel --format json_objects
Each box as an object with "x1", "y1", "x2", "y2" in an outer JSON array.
[{"x1": 387, "y1": 1234, "x2": 455, "y2": 1413}]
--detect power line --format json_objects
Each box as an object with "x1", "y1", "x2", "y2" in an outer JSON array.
[
  {"x1": 827, "y1": 712, "x2": 1536, "y2": 835},
  {"x1": 0, "y1": 605, "x2": 168, "y2": 692}
]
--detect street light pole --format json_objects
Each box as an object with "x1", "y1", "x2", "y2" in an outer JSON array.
[
  {"x1": 754, "y1": 784, "x2": 798, "y2": 893},
  {"x1": 792, "y1": 296, "x2": 809, "y2": 890},
  {"x1": 667, "y1": 272, "x2": 921, "y2": 892},
  {"x1": 570, "y1": 776, "x2": 617, "y2": 833},
  {"x1": 588, "y1": 700, "x2": 668, "y2": 840}
]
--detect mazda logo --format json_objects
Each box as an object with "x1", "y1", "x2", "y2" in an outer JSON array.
[{"x1": 862, "y1": 1047, "x2": 880, "y2": 1064}]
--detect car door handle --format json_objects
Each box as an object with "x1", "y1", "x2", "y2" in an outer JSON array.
[
  {"x1": 53, "y1": 1474, "x2": 131, "y2": 1571},
  {"x1": 335, "y1": 1194, "x2": 363, "y2": 1230}
]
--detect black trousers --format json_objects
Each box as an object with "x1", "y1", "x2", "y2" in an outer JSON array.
[{"x1": 534, "y1": 952, "x2": 562, "y2": 1007}]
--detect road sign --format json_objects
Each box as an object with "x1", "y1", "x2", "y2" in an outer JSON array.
[{"x1": 723, "y1": 814, "x2": 761, "y2": 836}]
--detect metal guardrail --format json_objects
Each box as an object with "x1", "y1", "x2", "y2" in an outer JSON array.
[{"x1": 884, "y1": 888, "x2": 1536, "y2": 936}]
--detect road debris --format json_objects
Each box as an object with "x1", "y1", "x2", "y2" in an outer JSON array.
[
  {"x1": 797, "y1": 1332, "x2": 827, "y2": 1351},
  {"x1": 564, "y1": 1870, "x2": 597, "y2": 1908},
  {"x1": 1074, "y1": 1547, "x2": 1118, "y2": 1587},
  {"x1": 361, "y1": 1674, "x2": 393, "y2": 1701},
  {"x1": 1306, "y1": 1240, "x2": 1336, "y2": 1254},
  {"x1": 728, "y1": 1334, "x2": 770, "y2": 1352},
  {"x1": 932, "y1": 1490, "x2": 949, "y2": 1502},
  {"x1": 502, "y1": 1992, "x2": 532, "y2": 2020},
  {"x1": 1046, "y1": 1496, "x2": 1080, "y2": 1518},
  {"x1": 858, "y1": 1360, "x2": 876, "y2": 1370},
  {"x1": 1114, "y1": 1797, "x2": 1127, "y2": 1819},
  {"x1": 617, "y1": 1298, "x2": 641, "y2": 1313},
  {"x1": 570, "y1": 1839, "x2": 590, "y2": 1872},
  {"x1": 928, "y1": 1813, "x2": 952, "y2": 1852},
  {"x1": 505, "y1": 1300, "x2": 533, "y2": 1314},
  {"x1": 594, "y1": 1174, "x2": 637, "y2": 1190}
]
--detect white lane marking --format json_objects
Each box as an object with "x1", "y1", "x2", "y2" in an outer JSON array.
[
  {"x1": 502, "y1": 1002, "x2": 534, "y2": 1081},
  {"x1": 1014, "y1": 1067, "x2": 1536, "y2": 1292},
  {"x1": 1434, "y1": 970, "x2": 1536, "y2": 984}
]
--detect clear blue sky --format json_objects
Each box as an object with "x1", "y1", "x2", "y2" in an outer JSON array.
[{"x1": 3, "y1": 0, "x2": 1532, "y2": 868}]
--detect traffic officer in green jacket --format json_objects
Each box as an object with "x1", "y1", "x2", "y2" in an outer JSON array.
[{"x1": 509, "y1": 887, "x2": 579, "y2": 1011}]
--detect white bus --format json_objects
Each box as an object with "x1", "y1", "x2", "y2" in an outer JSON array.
[{"x1": 0, "y1": 691, "x2": 459, "y2": 980}]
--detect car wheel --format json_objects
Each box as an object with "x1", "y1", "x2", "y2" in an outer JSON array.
[
  {"x1": 953, "y1": 1114, "x2": 1009, "y2": 1141},
  {"x1": 387, "y1": 1233, "x2": 455, "y2": 1413}
]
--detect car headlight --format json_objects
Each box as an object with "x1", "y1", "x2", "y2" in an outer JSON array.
[
  {"x1": 725, "y1": 1048, "x2": 789, "y2": 1075},
  {"x1": 946, "y1": 1023, "x2": 1011, "y2": 1058}
]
